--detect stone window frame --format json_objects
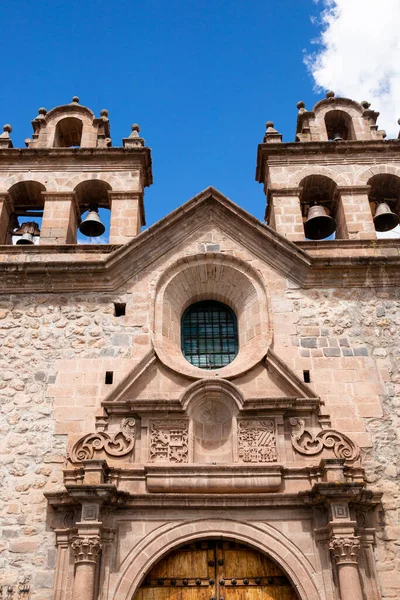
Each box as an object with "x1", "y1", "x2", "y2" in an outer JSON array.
[{"x1": 152, "y1": 252, "x2": 271, "y2": 379}]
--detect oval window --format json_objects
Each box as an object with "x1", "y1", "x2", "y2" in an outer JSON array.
[{"x1": 181, "y1": 301, "x2": 238, "y2": 369}]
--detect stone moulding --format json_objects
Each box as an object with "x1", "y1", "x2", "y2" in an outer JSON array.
[
  {"x1": 145, "y1": 465, "x2": 283, "y2": 493},
  {"x1": 290, "y1": 418, "x2": 359, "y2": 462},
  {"x1": 68, "y1": 418, "x2": 136, "y2": 463}
]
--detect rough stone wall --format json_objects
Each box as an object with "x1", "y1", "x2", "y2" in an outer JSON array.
[
  {"x1": 0, "y1": 293, "x2": 140, "y2": 597},
  {"x1": 0, "y1": 225, "x2": 399, "y2": 599},
  {"x1": 281, "y1": 285, "x2": 400, "y2": 599}
]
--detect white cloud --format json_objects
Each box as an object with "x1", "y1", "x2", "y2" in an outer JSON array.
[{"x1": 305, "y1": 0, "x2": 400, "y2": 138}]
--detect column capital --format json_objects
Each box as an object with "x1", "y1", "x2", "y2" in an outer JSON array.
[
  {"x1": 71, "y1": 536, "x2": 102, "y2": 564},
  {"x1": 329, "y1": 536, "x2": 361, "y2": 565}
]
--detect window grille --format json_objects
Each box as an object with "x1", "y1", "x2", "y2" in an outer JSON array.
[{"x1": 181, "y1": 301, "x2": 238, "y2": 369}]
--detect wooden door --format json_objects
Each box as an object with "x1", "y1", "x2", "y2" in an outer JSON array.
[{"x1": 134, "y1": 540, "x2": 298, "y2": 600}]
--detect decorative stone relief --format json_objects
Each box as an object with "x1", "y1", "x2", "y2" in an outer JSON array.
[
  {"x1": 329, "y1": 537, "x2": 361, "y2": 565},
  {"x1": 149, "y1": 420, "x2": 189, "y2": 463},
  {"x1": 71, "y1": 536, "x2": 102, "y2": 564},
  {"x1": 290, "y1": 418, "x2": 359, "y2": 461},
  {"x1": 237, "y1": 419, "x2": 278, "y2": 462},
  {"x1": 69, "y1": 419, "x2": 136, "y2": 463}
]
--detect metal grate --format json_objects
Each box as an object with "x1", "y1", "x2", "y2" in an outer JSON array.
[{"x1": 181, "y1": 301, "x2": 238, "y2": 369}]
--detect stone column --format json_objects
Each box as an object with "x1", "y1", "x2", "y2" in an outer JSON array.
[
  {"x1": 41, "y1": 192, "x2": 80, "y2": 244},
  {"x1": 0, "y1": 193, "x2": 14, "y2": 244},
  {"x1": 329, "y1": 537, "x2": 364, "y2": 600},
  {"x1": 108, "y1": 191, "x2": 145, "y2": 244},
  {"x1": 71, "y1": 536, "x2": 102, "y2": 600},
  {"x1": 336, "y1": 186, "x2": 376, "y2": 240},
  {"x1": 267, "y1": 188, "x2": 305, "y2": 241}
]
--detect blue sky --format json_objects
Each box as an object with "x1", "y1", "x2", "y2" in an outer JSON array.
[
  {"x1": 4, "y1": 0, "x2": 394, "y2": 234},
  {"x1": 1, "y1": 0, "x2": 323, "y2": 230}
]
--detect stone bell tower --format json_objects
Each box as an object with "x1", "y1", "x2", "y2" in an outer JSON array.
[
  {"x1": 256, "y1": 91, "x2": 400, "y2": 242},
  {"x1": 0, "y1": 96, "x2": 152, "y2": 247}
]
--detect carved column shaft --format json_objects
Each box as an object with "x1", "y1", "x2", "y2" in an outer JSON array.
[
  {"x1": 330, "y1": 537, "x2": 364, "y2": 600},
  {"x1": 72, "y1": 537, "x2": 102, "y2": 600}
]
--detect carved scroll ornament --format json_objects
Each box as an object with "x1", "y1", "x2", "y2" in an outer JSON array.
[
  {"x1": 69, "y1": 418, "x2": 135, "y2": 463},
  {"x1": 290, "y1": 418, "x2": 359, "y2": 462}
]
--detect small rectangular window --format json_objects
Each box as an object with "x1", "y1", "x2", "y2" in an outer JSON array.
[
  {"x1": 303, "y1": 370, "x2": 310, "y2": 383},
  {"x1": 114, "y1": 303, "x2": 126, "y2": 317},
  {"x1": 105, "y1": 371, "x2": 114, "y2": 384}
]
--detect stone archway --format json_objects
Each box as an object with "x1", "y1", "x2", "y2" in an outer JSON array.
[
  {"x1": 112, "y1": 520, "x2": 323, "y2": 600},
  {"x1": 134, "y1": 538, "x2": 298, "y2": 600}
]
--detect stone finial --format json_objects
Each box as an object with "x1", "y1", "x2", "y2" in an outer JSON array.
[
  {"x1": 38, "y1": 107, "x2": 47, "y2": 116},
  {"x1": 297, "y1": 101, "x2": 305, "y2": 110},
  {"x1": 100, "y1": 109, "x2": 108, "y2": 117},
  {"x1": 123, "y1": 123, "x2": 144, "y2": 148},
  {"x1": 361, "y1": 101, "x2": 371, "y2": 109},
  {"x1": 263, "y1": 121, "x2": 282, "y2": 144},
  {"x1": 0, "y1": 124, "x2": 13, "y2": 148},
  {"x1": 326, "y1": 90, "x2": 335, "y2": 99},
  {"x1": 71, "y1": 536, "x2": 102, "y2": 564},
  {"x1": 72, "y1": 96, "x2": 80, "y2": 104}
]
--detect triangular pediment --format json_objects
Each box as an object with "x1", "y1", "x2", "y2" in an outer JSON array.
[{"x1": 101, "y1": 347, "x2": 320, "y2": 415}]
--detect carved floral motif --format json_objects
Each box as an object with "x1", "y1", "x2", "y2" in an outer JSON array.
[
  {"x1": 149, "y1": 420, "x2": 188, "y2": 463},
  {"x1": 238, "y1": 419, "x2": 277, "y2": 462},
  {"x1": 69, "y1": 419, "x2": 136, "y2": 463},
  {"x1": 71, "y1": 536, "x2": 102, "y2": 564},
  {"x1": 329, "y1": 537, "x2": 361, "y2": 564},
  {"x1": 290, "y1": 418, "x2": 359, "y2": 461}
]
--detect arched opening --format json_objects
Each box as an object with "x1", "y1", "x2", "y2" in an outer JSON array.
[
  {"x1": 368, "y1": 174, "x2": 400, "y2": 237},
  {"x1": 8, "y1": 181, "x2": 45, "y2": 245},
  {"x1": 74, "y1": 179, "x2": 112, "y2": 243},
  {"x1": 300, "y1": 175, "x2": 338, "y2": 240},
  {"x1": 54, "y1": 117, "x2": 83, "y2": 147},
  {"x1": 325, "y1": 110, "x2": 355, "y2": 141},
  {"x1": 181, "y1": 301, "x2": 238, "y2": 369},
  {"x1": 134, "y1": 538, "x2": 299, "y2": 600}
]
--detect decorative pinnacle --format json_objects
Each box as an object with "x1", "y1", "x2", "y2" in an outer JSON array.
[
  {"x1": 265, "y1": 121, "x2": 274, "y2": 129},
  {"x1": 296, "y1": 101, "x2": 305, "y2": 110},
  {"x1": 131, "y1": 123, "x2": 140, "y2": 132},
  {"x1": 3, "y1": 124, "x2": 12, "y2": 133},
  {"x1": 38, "y1": 107, "x2": 47, "y2": 116},
  {"x1": 361, "y1": 100, "x2": 371, "y2": 109},
  {"x1": 326, "y1": 90, "x2": 335, "y2": 98},
  {"x1": 100, "y1": 109, "x2": 108, "y2": 117},
  {"x1": 397, "y1": 118, "x2": 400, "y2": 126},
  {"x1": 72, "y1": 96, "x2": 80, "y2": 103}
]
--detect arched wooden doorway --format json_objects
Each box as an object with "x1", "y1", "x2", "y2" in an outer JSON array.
[{"x1": 134, "y1": 539, "x2": 298, "y2": 600}]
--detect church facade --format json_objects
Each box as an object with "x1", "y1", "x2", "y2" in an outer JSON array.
[{"x1": 0, "y1": 93, "x2": 399, "y2": 600}]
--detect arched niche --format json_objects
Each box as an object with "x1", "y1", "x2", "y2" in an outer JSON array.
[
  {"x1": 74, "y1": 179, "x2": 112, "y2": 243},
  {"x1": 54, "y1": 117, "x2": 83, "y2": 147},
  {"x1": 299, "y1": 175, "x2": 339, "y2": 240},
  {"x1": 182, "y1": 379, "x2": 244, "y2": 464},
  {"x1": 153, "y1": 254, "x2": 271, "y2": 380},
  {"x1": 368, "y1": 173, "x2": 400, "y2": 236},
  {"x1": 324, "y1": 109, "x2": 355, "y2": 141},
  {"x1": 8, "y1": 180, "x2": 46, "y2": 245}
]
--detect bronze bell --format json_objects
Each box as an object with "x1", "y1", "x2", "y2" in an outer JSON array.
[
  {"x1": 373, "y1": 202, "x2": 400, "y2": 232},
  {"x1": 332, "y1": 132, "x2": 344, "y2": 142},
  {"x1": 79, "y1": 207, "x2": 105, "y2": 238},
  {"x1": 304, "y1": 204, "x2": 336, "y2": 240},
  {"x1": 15, "y1": 221, "x2": 40, "y2": 245}
]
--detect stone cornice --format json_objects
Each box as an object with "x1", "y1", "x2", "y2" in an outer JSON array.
[
  {"x1": 256, "y1": 139, "x2": 400, "y2": 183},
  {"x1": 0, "y1": 187, "x2": 399, "y2": 292},
  {"x1": 0, "y1": 147, "x2": 153, "y2": 186}
]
